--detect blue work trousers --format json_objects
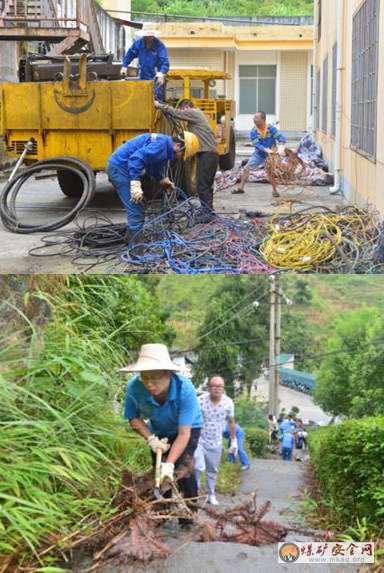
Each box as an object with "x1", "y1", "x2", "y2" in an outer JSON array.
[
  {"x1": 282, "y1": 447, "x2": 293, "y2": 461},
  {"x1": 107, "y1": 162, "x2": 145, "y2": 232},
  {"x1": 227, "y1": 431, "x2": 250, "y2": 467}
]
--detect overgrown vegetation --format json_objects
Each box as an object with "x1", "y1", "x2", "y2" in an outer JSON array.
[
  {"x1": 309, "y1": 418, "x2": 384, "y2": 534},
  {"x1": 131, "y1": 0, "x2": 314, "y2": 18},
  {"x1": 0, "y1": 276, "x2": 172, "y2": 570}
]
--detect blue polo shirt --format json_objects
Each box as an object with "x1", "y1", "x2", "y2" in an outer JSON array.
[{"x1": 124, "y1": 373, "x2": 202, "y2": 437}]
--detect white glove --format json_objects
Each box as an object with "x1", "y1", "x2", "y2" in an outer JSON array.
[
  {"x1": 160, "y1": 462, "x2": 174, "y2": 481},
  {"x1": 120, "y1": 66, "x2": 127, "y2": 77},
  {"x1": 160, "y1": 177, "x2": 175, "y2": 189},
  {"x1": 265, "y1": 148, "x2": 273, "y2": 155},
  {"x1": 155, "y1": 71, "x2": 165, "y2": 86},
  {"x1": 147, "y1": 434, "x2": 170, "y2": 453},
  {"x1": 277, "y1": 144, "x2": 286, "y2": 157},
  {"x1": 130, "y1": 180, "x2": 144, "y2": 204},
  {"x1": 228, "y1": 438, "x2": 238, "y2": 455}
]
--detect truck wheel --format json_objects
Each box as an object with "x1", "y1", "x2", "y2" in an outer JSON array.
[
  {"x1": 57, "y1": 169, "x2": 84, "y2": 198},
  {"x1": 219, "y1": 125, "x2": 236, "y2": 171}
]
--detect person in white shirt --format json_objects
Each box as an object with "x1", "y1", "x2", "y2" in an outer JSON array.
[{"x1": 193, "y1": 376, "x2": 237, "y2": 505}]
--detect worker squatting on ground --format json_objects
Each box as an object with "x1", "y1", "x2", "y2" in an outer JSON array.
[
  {"x1": 122, "y1": 344, "x2": 202, "y2": 524},
  {"x1": 234, "y1": 111, "x2": 287, "y2": 197},
  {"x1": 155, "y1": 99, "x2": 219, "y2": 224},
  {"x1": 223, "y1": 421, "x2": 250, "y2": 470},
  {"x1": 194, "y1": 376, "x2": 237, "y2": 505},
  {"x1": 120, "y1": 24, "x2": 169, "y2": 101},
  {"x1": 107, "y1": 132, "x2": 199, "y2": 241}
]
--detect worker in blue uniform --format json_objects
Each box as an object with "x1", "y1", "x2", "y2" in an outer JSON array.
[
  {"x1": 223, "y1": 422, "x2": 250, "y2": 471},
  {"x1": 120, "y1": 24, "x2": 169, "y2": 101},
  {"x1": 234, "y1": 111, "x2": 286, "y2": 197},
  {"x1": 107, "y1": 131, "x2": 199, "y2": 242}
]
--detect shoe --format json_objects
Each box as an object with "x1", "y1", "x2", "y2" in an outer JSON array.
[
  {"x1": 207, "y1": 494, "x2": 219, "y2": 505},
  {"x1": 240, "y1": 465, "x2": 250, "y2": 471},
  {"x1": 193, "y1": 210, "x2": 216, "y2": 225}
]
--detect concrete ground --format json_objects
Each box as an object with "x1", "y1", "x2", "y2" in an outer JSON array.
[
  {"x1": 0, "y1": 151, "x2": 346, "y2": 274},
  {"x1": 70, "y1": 457, "x2": 358, "y2": 573}
]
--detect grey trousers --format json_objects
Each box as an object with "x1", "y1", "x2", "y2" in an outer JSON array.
[{"x1": 193, "y1": 442, "x2": 222, "y2": 495}]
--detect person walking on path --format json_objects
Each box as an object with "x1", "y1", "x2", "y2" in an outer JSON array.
[
  {"x1": 193, "y1": 376, "x2": 237, "y2": 505},
  {"x1": 223, "y1": 422, "x2": 250, "y2": 470},
  {"x1": 155, "y1": 98, "x2": 219, "y2": 223},
  {"x1": 122, "y1": 343, "x2": 202, "y2": 523}
]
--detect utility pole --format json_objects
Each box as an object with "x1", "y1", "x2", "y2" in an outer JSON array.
[
  {"x1": 274, "y1": 277, "x2": 282, "y2": 419},
  {"x1": 268, "y1": 276, "x2": 276, "y2": 415}
]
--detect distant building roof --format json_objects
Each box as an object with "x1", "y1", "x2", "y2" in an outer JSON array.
[
  {"x1": 279, "y1": 366, "x2": 316, "y2": 390},
  {"x1": 279, "y1": 354, "x2": 294, "y2": 365}
]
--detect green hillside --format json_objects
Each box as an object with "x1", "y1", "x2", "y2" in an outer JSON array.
[
  {"x1": 132, "y1": 0, "x2": 314, "y2": 18},
  {"x1": 157, "y1": 276, "x2": 384, "y2": 349}
]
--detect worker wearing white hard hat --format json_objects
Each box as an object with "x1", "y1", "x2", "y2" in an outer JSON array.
[{"x1": 120, "y1": 23, "x2": 169, "y2": 101}]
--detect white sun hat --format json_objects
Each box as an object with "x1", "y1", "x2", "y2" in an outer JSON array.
[
  {"x1": 120, "y1": 343, "x2": 180, "y2": 373},
  {"x1": 137, "y1": 23, "x2": 161, "y2": 37}
]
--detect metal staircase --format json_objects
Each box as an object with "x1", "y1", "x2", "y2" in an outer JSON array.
[{"x1": 0, "y1": 0, "x2": 121, "y2": 54}]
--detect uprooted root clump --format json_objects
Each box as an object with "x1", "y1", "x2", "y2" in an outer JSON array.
[{"x1": 63, "y1": 470, "x2": 287, "y2": 571}]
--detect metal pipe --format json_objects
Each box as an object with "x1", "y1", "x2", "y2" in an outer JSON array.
[
  {"x1": 330, "y1": 0, "x2": 343, "y2": 195},
  {"x1": 8, "y1": 139, "x2": 34, "y2": 182},
  {"x1": 312, "y1": 0, "x2": 319, "y2": 136}
]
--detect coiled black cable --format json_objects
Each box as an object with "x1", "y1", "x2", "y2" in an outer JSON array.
[{"x1": 0, "y1": 157, "x2": 96, "y2": 234}]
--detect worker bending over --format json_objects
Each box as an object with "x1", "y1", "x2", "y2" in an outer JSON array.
[
  {"x1": 107, "y1": 132, "x2": 199, "y2": 243},
  {"x1": 122, "y1": 344, "x2": 202, "y2": 525},
  {"x1": 234, "y1": 111, "x2": 286, "y2": 197},
  {"x1": 155, "y1": 99, "x2": 219, "y2": 224},
  {"x1": 121, "y1": 24, "x2": 169, "y2": 101}
]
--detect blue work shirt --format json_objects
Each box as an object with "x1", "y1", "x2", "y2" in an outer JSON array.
[
  {"x1": 108, "y1": 133, "x2": 174, "y2": 181},
  {"x1": 280, "y1": 419, "x2": 295, "y2": 433},
  {"x1": 124, "y1": 373, "x2": 202, "y2": 437},
  {"x1": 122, "y1": 37, "x2": 170, "y2": 80},
  {"x1": 250, "y1": 124, "x2": 286, "y2": 161},
  {"x1": 280, "y1": 431, "x2": 295, "y2": 449}
]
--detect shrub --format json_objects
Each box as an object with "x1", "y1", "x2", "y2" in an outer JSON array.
[
  {"x1": 309, "y1": 417, "x2": 384, "y2": 530},
  {"x1": 243, "y1": 427, "x2": 269, "y2": 458},
  {"x1": 235, "y1": 395, "x2": 268, "y2": 429}
]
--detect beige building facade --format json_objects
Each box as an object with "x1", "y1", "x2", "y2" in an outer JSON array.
[
  {"x1": 314, "y1": 0, "x2": 384, "y2": 213},
  {"x1": 157, "y1": 22, "x2": 313, "y2": 133}
]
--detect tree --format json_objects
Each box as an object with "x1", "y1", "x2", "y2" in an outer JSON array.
[
  {"x1": 294, "y1": 279, "x2": 313, "y2": 305},
  {"x1": 313, "y1": 308, "x2": 384, "y2": 418},
  {"x1": 195, "y1": 276, "x2": 269, "y2": 397}
]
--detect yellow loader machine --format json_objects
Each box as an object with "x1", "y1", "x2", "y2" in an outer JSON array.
[{"x1": 1, "y1": 53, "x2": 236, "y2": 199}]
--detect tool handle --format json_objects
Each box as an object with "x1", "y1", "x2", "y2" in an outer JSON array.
[{"x1": 155, "y1": 448, "x2": 162, "y2": 488}]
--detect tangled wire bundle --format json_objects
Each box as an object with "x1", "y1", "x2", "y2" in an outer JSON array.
[
  {"x1": 265, "y1": 148, "x2": 306, "y2": 196},
  {"x1": 260, "y1": 206, "x2": 384, "y2": 273},
  {"x1": 30, "y1": 197, "x2": 272, "y2": 274}
]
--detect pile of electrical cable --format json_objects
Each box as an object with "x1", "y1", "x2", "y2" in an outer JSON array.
[
  {"x1": 29, "y1": 197, "x2": 272, "y2": 274},
  {"x1": 259, "y1": 205, "x2": 384, "y2": 273},
  {"x1": 0, "y1": 157, "x2": 96, "y2": 233}
]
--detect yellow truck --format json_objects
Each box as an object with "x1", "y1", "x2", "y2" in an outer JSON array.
[{"x1": 1, "y1": 54, "x2": 236, "y2": 197}]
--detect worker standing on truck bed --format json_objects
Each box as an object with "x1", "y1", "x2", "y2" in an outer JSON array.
[
  {"x1": 155, "y1": 99, "x2": 219, "y2": 224},
  {"x1": 120, "y1": 23, "x2": 169, "y2": 101},
  {"x1": 234, "y1": 111, "x2": 286, "y2": 197},
  {"x1": 107, "y1": 132, "x2": 199, "y2": 243}
]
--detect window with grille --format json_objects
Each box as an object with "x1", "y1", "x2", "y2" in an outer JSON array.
[
  {"x1": 315, "y1": 68, "x2": 321, "y2": 130},
  {"x1": 332, "y1": 43, "x2": 337, "y2": 138},
  {"x1": 322, "y1": 55, "x2": 328, "y2": 133},
  {"x1": 351, "y1": 0, "x2": 380, "y2": 160},
  {"x1": 239, "y1": 65, "x2": 277, "y2": 115}
]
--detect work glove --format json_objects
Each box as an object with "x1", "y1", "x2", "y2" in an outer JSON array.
[
  {"x1": 154, "y1": 100, "x2": 161, "y2": 108},
  {"x1": 120, "y1": 66, "x2": 127, "y2": 77},
  {"x1": 147, "y1": 434, "x2": 170, "y2": 453},
  {"x1": 130, "y1": 180, "x2": 144, "y2": 204},
  {"x1": 155, "y1": 71, "x2": 165, "y2": 86},
  {"x1": 277, "y1": 144, "x2": 286, "y2": 157},
  {"x1": 160, "y1": 461, "x2": 174, "y2": 481},
  {"x1": 265, "y1": 148, "x2": 273, "y2": 155},
  {"x1": 228, "y1": 438, "x2": 238, "y2": 456},
  {"x1": 159, "y1": 177, "x2": 175, "y2": 189}
]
